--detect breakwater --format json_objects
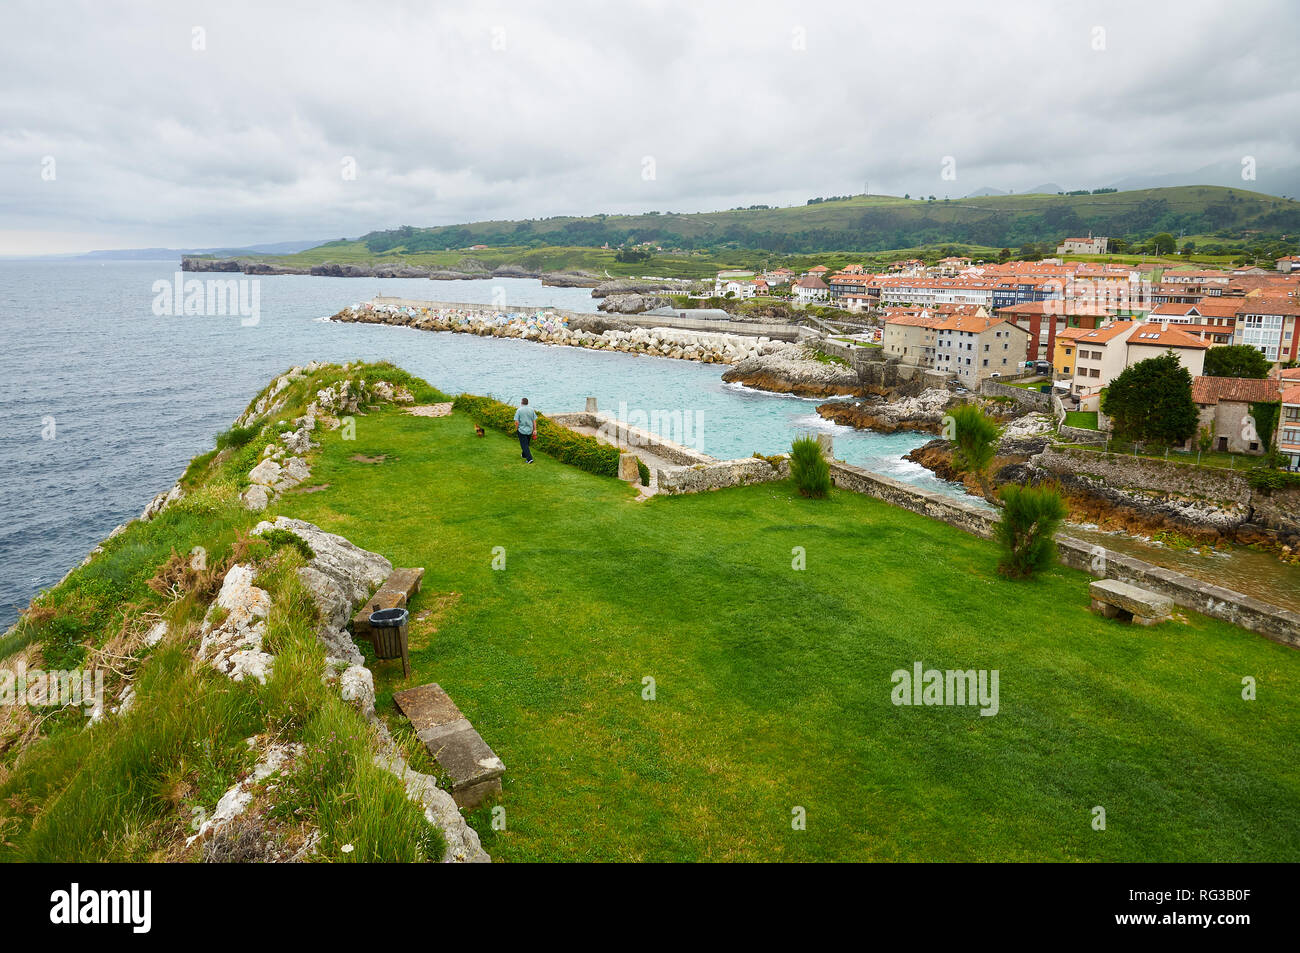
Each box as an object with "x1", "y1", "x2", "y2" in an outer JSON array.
[{"x1": 330, "y1": 297, "x2": 794, "y2": 365}]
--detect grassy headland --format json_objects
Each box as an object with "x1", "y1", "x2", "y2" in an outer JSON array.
[{"x1": 3, "y1": 362, "x2": 1298, "y2": 862}]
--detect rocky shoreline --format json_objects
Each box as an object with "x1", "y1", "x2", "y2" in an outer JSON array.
[
  {"x1": 904, "y1": 435, "x2": 1300, "y2": 556},
  {"x1": 182, "y1": 255, "x2": 605, "y2": 287}
]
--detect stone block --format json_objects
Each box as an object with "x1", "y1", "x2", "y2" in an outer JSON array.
[
  {"x1": 393, "y1": 683, "x2": 505, "y2": 810},
  {"x1": 1089, "y1": 579, "x2": 1173, "y2": 625},
  {"x1": 378, "y1": 567, "x2": 424, "y2": 602},
  {"x1": 618, "y1": 453, "x2": 642, "y2": 483}
]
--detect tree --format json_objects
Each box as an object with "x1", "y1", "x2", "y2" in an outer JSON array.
[
  {"x1": 994, "y1": 484, "x2": 1067, "y2": 578},
  {"x1": 1101, "y1": 352, "x2": 1199, "y2": 447},
  {"x1": 1151, "y1": 232, "x2": 1177, "y2": 255},
  {"x1": 947, "y1": 404, "x2": 1001, "y2": 502},
  {"x1": 1203, "y1": 344, "x2": 1271, "y2": 379}
]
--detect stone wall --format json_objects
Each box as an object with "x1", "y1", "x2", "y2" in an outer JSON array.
[
  {"x1": 1036, "y1": 446, "x2": 1254, "y2": 505},
  {"x1": 656, "y1": 457, "x2": 789, "y2": 494},
  {"x1": 826, "y1": 461, "x2": 1300, "y2": 649},
  {"x1": 1250, "y1": 485, "x2": 1300, "y2": 535},
  {"x1": 547, "y1": 411, "x2": 713, "y2": 467},
  {"x1": 978, "y1": 378, "x2": 1052, "y2": 412},
  {"x1": 1057, "y1": 424, "x2": 1107, "y2": 445},
  {"x1": 829, "y1": 462, "x2": 999, "y2": 537}
]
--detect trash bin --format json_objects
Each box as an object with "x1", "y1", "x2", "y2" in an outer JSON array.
[{"x1": 368, "y1": 607, "x2": 410, "y2": 678}]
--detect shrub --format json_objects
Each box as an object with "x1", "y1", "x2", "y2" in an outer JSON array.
[
  {"x1": 790, "y1": 436, "x2": 830, "y2": 498},
  {"x1": 994, "y1": 484, "x2": 1067, "y2": 578},
  {"x1": 1246, "y1": 468, "x2": 1300, "y2": 494},
  {"x1": 947, "y1": 404, "x2": 1000, "y2": 501},
  {"x1": 453, "y1": 394, "x2": 620, "y2": 478},
  {"x1": 259, "y1": 528, "x2": 316, "y2": 562},
  {"x1": 215, "y1": 423, "x2": 262, "y2": 451},
  {"x1": 637, "y1": 459, "x2": 650, "y2": 487}
]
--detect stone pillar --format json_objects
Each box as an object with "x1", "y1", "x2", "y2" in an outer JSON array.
[
  {"x1": 618, "y1": 453, "x2": 641, "y2": 484},
  {"x1": 817, "y1": 433, "x2": 834, "y2": 457},
  {"x1": 585, "y1": 396, "x2": 598, "y2": 413}
]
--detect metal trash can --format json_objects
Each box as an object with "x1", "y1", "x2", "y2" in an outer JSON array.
[{"x1": 368, "y1": 607, "x2": 410, "y2": 678}]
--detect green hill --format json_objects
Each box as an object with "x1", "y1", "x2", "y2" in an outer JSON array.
[{"x1": 351, "y1": 186, "x2": 1298, "y2": 257}]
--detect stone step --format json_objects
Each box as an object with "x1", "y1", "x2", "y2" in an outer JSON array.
[{"x1": 393, "y1": 683, "x2": 505, "y2": 810}]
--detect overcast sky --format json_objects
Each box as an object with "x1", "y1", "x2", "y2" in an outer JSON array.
[{"x1": 2, "y1": 0, "x2": 1298, "y2": 255}]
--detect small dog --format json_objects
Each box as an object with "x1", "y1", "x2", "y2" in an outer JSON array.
[{"x1": 474, "y1": 425, "x2": 485, "y2": 437}]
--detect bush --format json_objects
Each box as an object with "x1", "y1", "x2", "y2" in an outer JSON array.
[
  {"x1": 1246, "y1": 468, "x2": 1300, "y2": 494},
  {"x1": 453, "y1": 394, "x2": 620, "y2": 478},
  {"x1": 790, "y1": 436, "x2": 830, "y2": 498},
  {"x1": 994, "y1": 484, "x2": 1067, "y2": 578},
  {"x1": 637, "y1": 459, "x2": 650, "y2": 487},
  {"x1": 215, "y1": 423, "x2": 262, "y2": 451}
]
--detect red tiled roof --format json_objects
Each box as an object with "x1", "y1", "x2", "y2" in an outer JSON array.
[
  {"x1": 1127, "y1": 326, "x2": 1211, "y2": 349},
  {"x1": 1191, "y1": 377, "x2": 1284, "y2": 404}
]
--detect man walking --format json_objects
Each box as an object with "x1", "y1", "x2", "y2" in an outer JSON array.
[{"x1": 514, "y1": 397, "x2": 537, "y2": 464}]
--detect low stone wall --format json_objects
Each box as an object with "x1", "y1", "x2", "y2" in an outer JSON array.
[
  {"x1": 829, "y1": 462, "x2": 998, "y2": 537},
  {"x1": 1055, "y1": 540, "x2": 1300, "y2": 648},
  {"x1": 547, "y1": 411, "x2": 712, "y2": 467},
  {"x1": 817, "y1": 340, "x2": 883, "y2": 364},
  {"x1": 1057, "y1": 424, "x2": 1106, "y2": 445},
  {"x1": 978, "y1": 379, "x2": 1052, "y2": 413},
  {"x1": 656, "y1": 457, "x2": 788, "y2": 495},
  {"x1": 826, "y1": 461, "x2": 1299, "y2": 648},
  {"x1": 1037, "y1": 446, "x2": 1253, "y2": 505}
]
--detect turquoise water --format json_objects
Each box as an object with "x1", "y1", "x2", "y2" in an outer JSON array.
[{"x1": 0, "y1": 260, "x2": 955, "y2": 627}]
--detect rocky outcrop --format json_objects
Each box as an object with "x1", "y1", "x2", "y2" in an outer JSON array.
[
  {"x1": 591, "y1": 278, "x2": 696, "y2": 298},
  {"x1": 181, "y1": 256, "x2": 310, "y2": 275},
  {"x1": 817, "y1": 388, "x2": 956, "y2": 433},
  {"x1": 597, "y1": 293, "x2": 671, "y2": 314},
  {"x1": 198, "y1": 564, "x2": 274, "y2": 684},
  {"x1": 540, "y1": 271, "x2": 601, "y2": 287},
  {"x1": 722, "y1": 343, "x2": 866, "y2": 397},
  {"x1": 250, "y1": 517, "x2": 488, "y2": 863}
]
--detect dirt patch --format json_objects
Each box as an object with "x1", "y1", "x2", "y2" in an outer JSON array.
[
  {"x1": 349, "y1": 454, "x2": 386, "y2": 464},
  {"x1": 407, "y1": 403, "x2": 454, "y2": 418},
  {"x1": 293, "y1": 483, "x2": 331, "y2": 494},
  {"x1": 409, "y1": 592, "x2": 461, "y2": 650}
]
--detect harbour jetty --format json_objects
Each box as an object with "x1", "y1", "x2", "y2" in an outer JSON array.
[{"x1": 329, "y1": 296, "x2": 803, "y2": 365}]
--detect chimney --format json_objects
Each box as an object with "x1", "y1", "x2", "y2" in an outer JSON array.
[{"x1": 1161, "y1": 321, "x2": 1169, "y2": 332}]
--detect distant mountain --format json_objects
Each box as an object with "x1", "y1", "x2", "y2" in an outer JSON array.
[
  {"x1": 965, "y1": 187, "x2": 1009, "y2": 197},
  {"x1": 75, "y1": 239, "x2": 338, "y2": 261},
  {"x1": 1023, "y1": 183, "x2": 1065, "y2": 195},
  {"x1": 1103, "y1": 162, "x2": 1300, "y2": 200},
  {"x1": 329, "y1": 186, "x2": 1300, "y2": 259}
]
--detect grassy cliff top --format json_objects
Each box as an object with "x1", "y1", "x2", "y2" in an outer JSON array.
[{"x1": 4, "y1": 361, "x2": 1299, "y2": 862}]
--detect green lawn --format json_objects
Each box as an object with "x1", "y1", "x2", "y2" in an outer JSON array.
[
  {"x1": 1064, "y1": 411, "x2": 1099, "y2": 430},
  {"x1": 276, "y1": 402, "x2": 1300, "y2": 862}
]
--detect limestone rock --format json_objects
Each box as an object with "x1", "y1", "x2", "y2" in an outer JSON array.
[
  {"x1": 241, "y1": 484, "x2": 272, "y2": 512},
  {"x1": 249, "y1": 458, "x2": 282, "y2": 486}
]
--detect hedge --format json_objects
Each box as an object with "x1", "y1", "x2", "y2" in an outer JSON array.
[{"x1": 453, "y1": 395, "x2": 620, "y2": 478}]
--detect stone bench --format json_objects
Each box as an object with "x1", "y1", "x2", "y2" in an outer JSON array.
[
  {"x1": 349, "y1": 567, "x2": 425, "y2": 643},
  {"x1": 393, "y1": 683, "x2": 504, "y2": 809},
  {"x1": 1089, "y1": 579, "x2": 1173, "y2": 626}
]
